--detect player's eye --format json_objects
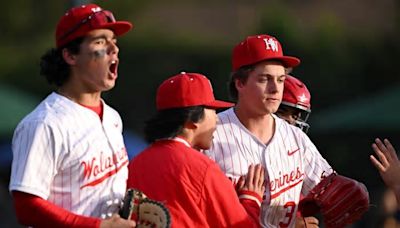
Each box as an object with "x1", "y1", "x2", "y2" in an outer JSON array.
[
  {"x1": 278, "y1": 75, "x2": 286, "y2": 83},
  {"x1": 257, "y1": 76, "x2": 268, "y2": 83},
  {"x1": 94, "y1": 38, "x2": 106, "y2": 45}
]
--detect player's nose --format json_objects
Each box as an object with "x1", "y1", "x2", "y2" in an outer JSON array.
[
  {"x1": 267, "y1": 80, "x2": 279, "y2": 93},
  {"x1": 108, "y1": 41, "x2": 119, "y2": 55}
]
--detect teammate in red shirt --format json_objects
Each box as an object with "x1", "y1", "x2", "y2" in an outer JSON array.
[{"x1": 128, "y1": 72, "x2": 265, "y2": 227}]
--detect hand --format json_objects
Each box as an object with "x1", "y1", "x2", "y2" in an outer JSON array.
[
  {"x1": 237, "y1": 164, "x2": 266, "y2": 198},
  {"x1": 295, "y1": 216, "x2": 319, "y2": 228},
  {"x1": 100, "y1": 214, "x2": 136, "y2": 228},
  {"x1": 370, "y1": 138, "x2": 400, "y2": 190}
]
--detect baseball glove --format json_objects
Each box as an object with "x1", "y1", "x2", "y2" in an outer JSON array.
[
  {"x1": 119, "y1": 188, "x2": 171, "y2": 228},
  {"x1": 298, "y1": 173, "x2": 369, "y2": 228}
]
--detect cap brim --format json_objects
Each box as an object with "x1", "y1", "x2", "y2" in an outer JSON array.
[
  {"x1": 205, "y1": 100, "x2": 235, "y2": 109},
  {"x1": 103, "y1": 21, "x2": 133, "y2": 37},
  {"x1": 273, "y1": 56, "x2": 300, "y2": 68}
]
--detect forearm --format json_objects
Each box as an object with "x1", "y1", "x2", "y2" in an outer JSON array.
[
  {"x1": 392, "y1": 186, "x2": 400, "y2": 209},
  {"x1": 239, "y1": 198, "x2": 261, "y2": 226},
  {"x1": 204, "y1": 165, "x2": 261, "y2": 228},
  {"x1": 13, "y1": 191, "x2": 101, "y2": 228},
  {"x1": 238, "y1": 190, "x2": 262, "y2": 225}
]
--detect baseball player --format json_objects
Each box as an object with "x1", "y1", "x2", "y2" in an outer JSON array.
[
  {"x1": 128, "y1": 72, "x2": 265, "y2": 227},
  {"x1": 276, "y1": 75, "x2": 311, "y2": 133},
  {"x1": 9, "y1": 4, "x2": 135, "y2": 228},
  {"x1": 205, "y1": 34, "x2": 334, "y2": 228}
]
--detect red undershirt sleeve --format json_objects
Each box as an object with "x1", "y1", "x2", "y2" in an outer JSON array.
[
  {"x1": 239, "y1": 198, "x2": 262, "y2": 224},
  {"x1": 201, "y1": 163, "x2": 260, "y2": 228},
  {"x1": 13, "y1": 191, "x2": 101, "y2": 228}
]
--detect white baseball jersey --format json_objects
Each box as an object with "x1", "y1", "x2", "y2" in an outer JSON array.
[
  {"x1": 205, "y1": 108, "x2": 333, "y2": 228},
  {"x1": 9, "y1": 92, "x2": 129, "y2": 218}
]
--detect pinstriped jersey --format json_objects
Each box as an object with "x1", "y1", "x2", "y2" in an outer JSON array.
[
  {"x1": 9, "y1": 92, "x2": 128, "y2": 218},
  {"x1": 205, "y1": 108, "x2": 333, "y2": 228}
]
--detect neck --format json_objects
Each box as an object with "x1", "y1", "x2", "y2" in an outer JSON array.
[
  {"x1": 176, "y1": 131, "x2": 193, "y2": 147},
  {"x1": 57, "y1": 85, "x2": 101, "y2": 107},
  {"x1": 171, "y1": 136, "x2": 191, "y2": 147},
  {"x1": 234, "y1": 105, "x2": 275, "y2": 144}
]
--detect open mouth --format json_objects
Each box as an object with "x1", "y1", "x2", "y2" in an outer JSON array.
[{"x1": 109, "y1": 60, "x2": 118, "y2": 78}]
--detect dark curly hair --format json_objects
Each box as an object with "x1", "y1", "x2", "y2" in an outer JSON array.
[
  {"x1": 144, "y1": 106, "x2": 205, "y2": 143},
  {"x1": 39, "y1": 38, "x2": 84, "y2": 87}
]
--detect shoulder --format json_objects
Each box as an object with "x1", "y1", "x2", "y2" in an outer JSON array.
[
  {"x1": 133, "y1": 141, "x2": 214, "y2": 166},
  {"x1": 174, "y1": 143, "x2": 215, "y2": 168},
  {"x1": 273, "y1": 114, "x2": 305, "y2": 136},
  {"x1": 16, "y1": 93, "x2": 63, "y2": 129},
  {"x1": 215, "y1": 108, "x2": 243, "y2": 134},
  {"x1": 217, "y1": 108, "x2": 235, "y2": 123},
  {"x1": 272, "y1": 114, "x2": 313, "y2": 145},
  {"x1": 15, "y1": 92, "x2": 95, "y2": 134},
  {"x1": 130, "y1": 141, "x2": 215, "y2": 184}
]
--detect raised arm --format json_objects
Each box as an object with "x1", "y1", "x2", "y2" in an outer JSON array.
[{"x1": 370, "y1": 138, "x2": 400, "y2": 207}]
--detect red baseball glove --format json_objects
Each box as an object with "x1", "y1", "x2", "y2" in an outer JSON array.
[{"x1": 298, "y1": 173, "x2": 369, "y2": 228}]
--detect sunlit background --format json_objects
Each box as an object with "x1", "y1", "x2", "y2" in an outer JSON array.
[{"x1": 1, "y1": 0, "x2": 399, "y2": 227}]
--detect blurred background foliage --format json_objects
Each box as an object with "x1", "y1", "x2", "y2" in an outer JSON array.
[{"x1": 1, "y1": 0, "x2": 400, "y2": 226}]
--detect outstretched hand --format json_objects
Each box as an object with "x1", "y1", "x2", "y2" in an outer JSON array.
[
  {"x1": 370, "y1": 138, "x2": 400, "y2": 191},
  {"x1": 236, "y1": 164, "x2": 266, "y2": 198}
]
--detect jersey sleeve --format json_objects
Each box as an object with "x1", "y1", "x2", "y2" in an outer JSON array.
[
  {"x1": 9, "y1": 120, "x2": 62, "y2": 199},
  {"x1": 13, "y1": 191, "x2": 101, "y2": 228},
  {"x1": 301, "y1": 134, "x2": 334, "y2": 195},
  {"x1": 200, "y1": 162, "x2": 260, "y2": 228}
]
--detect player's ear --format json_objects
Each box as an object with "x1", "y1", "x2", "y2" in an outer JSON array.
[
  {"x1": 62, "y1": 48, "x2": 77, "y2": 65},
  {"x1": 235, "y1": 78, "x2": 245, "y2": 90},
  {"x1": 183, "y1": 120, "x2": 197, "y2": 130}
]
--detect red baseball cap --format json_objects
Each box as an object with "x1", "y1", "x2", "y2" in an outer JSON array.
[
  {"x1": 55, "y1": 4, "x2": 133, "y2": 48},
  {"x1": 232, "y1": 34, "x2": 300, "y2": 71},
  {"x1": 156, "y1": 72, "x2": 234, "y2": 110}
]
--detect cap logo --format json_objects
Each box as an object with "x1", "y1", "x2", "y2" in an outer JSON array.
[
  {"x1": 298, "y1": 93, "x2": 309, "y2": 103},
  {"x1": 263, "y1": 38, "x2": 279, "y2": 52},
  {"x1": 91, "y1": 6, "x2": 102, "y2": 13}
]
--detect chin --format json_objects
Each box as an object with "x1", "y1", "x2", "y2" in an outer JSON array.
[
  {"x1": 271, "y1": 108, "x2": 279, "y2": 114},
  {"x1": 266, "y1": 105, "x2": 279, "y2": 113},
  {"x1": 103, "y1": 83, "x2": 116, "y2": 91},
  {"x1": 260, "y1": 107, "x2": 276, "y2": 115},
  {"x1": 198, "y1": 143, "x2": 211, "y2": 150}
]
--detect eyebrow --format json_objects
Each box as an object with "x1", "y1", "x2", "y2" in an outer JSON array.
[
  {"x1": 257, "y1": 74, "x2": 286, "y2": 79},
  {"x1": 88, "y1": 34, "x2": 117, "y2": 42}
]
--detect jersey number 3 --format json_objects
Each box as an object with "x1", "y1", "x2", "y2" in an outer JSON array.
[{"x1": 279, "y1": 201, "x2": 296, "y2": 228}]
